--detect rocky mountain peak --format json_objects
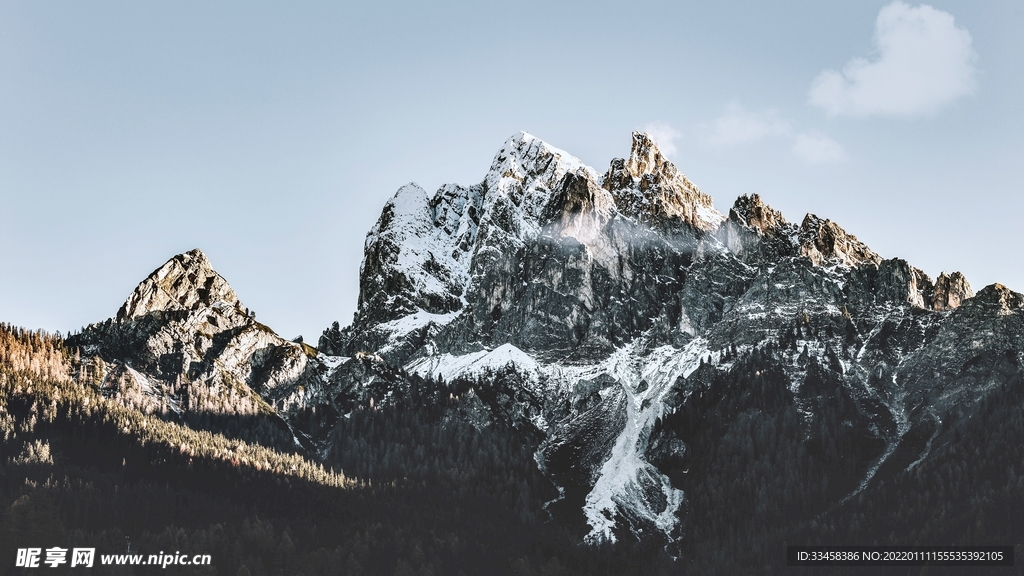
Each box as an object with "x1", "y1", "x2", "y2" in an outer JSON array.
[
  {"x1": 622, "y1": 131, "x2": 673, "y2": 180},
  {"x1": 53, "y1": 130, "x2": 1024, "y2": 561},
  {"x1": 317, "y1": 131, "x2": 1024, "y2": 547},
  {"x1": 602, "y1": 132, "x2": 723, "y2": 231},
  {"x1": 719, "y1": 194, "x2": 798, "y2": 262},
  {"x1": 116, "y1": 249, "x2": 241, "y2": 321},
  {"x1": 728, "y1": 194, "x2": 788, "y2": 237},
  {"x1": 798, "y1": 214, "x2": 881, "y2": 267},
  {"x1": 932, "y1": 271, "x2": 974, "y2": 311},
  {"x1": 357, "y1": 182, "x2": 465, "y2": 327},
  {"x1": 967, "y1": 283, "x2": 1024, "y2": 314},
  {"x1": 327, "y1": 133, "x2": 601, "y2": 362},
  {"x1": 78, "y1": 248, "x2": 324, "y2": 422},
  {"x1": 473, "y1": 132, "x2": 596, "y2": 254},
  {"x1": 484, "y1": 131, "x2": 591, "y2": 197}
]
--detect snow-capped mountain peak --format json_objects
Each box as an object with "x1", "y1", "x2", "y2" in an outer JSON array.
[
  {"x1": 316, "y1": 131, "x2": 1019, "y2": 548},
  {"x1": 54, "y1": 130, "x2": 1024, "y2": 563},
  {"x1": 484, "y1": 131, "x2": 595, "y2": 192}
]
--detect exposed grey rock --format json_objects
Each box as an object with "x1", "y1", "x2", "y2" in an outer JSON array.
[
  {"x1": 116, "y1": 249, "x2": 240, "y2": 321},
  {"x1": 324, "y1": 131, "x2": 1023, "y2": 546},
  {"x1": 324, "y1": 132, "x2": 594, "y2": 364},
  {"x1": 798, "y1": 213, "x2": 881, "y2": 267},
  {"x1": 356, "y1": 183, "x2": 467, "y2": 328},
  {"x1": 897, "y1": 283, "x2": 1024, "y2": 423},
  {"x1": 719, "y1": 194, "x2": 798, "y2": 263},
  {"x1": 603, "y1": 132, "x2": 724, "y2": 232},
  {"x1": 847, "y1": 258, "x2": 934, "y2": 310},
  {"x1": 71, "y1": 249, "x2": 325, "y2": 419},
  {"x1": 72, "y1": 131, "x2": 1023, "y2": 550},
  {"x1": 932, "y1": 270, "x2": 974, "y2": 310}
]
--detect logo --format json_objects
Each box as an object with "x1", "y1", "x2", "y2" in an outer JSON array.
[{"x1": 15, "y1": 548, "x2": 95, "y2": 569}]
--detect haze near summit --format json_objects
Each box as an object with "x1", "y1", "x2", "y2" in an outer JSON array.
[{"x1": 1, "y1": 1, "x2": 1021, "y2": 340}]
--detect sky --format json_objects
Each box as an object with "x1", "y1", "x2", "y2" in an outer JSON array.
[{"x1": 2, "y1": 0, "x2": 1022, "y2": 342}]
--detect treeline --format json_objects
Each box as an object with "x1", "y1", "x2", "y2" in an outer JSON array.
[
  {"x1": 5, "y1": 320, "x2": 1021, "y2": 574},
  {"x1": 797, "y1": 348, "x2": 1024, "y2": 575},
  {"x1": 654, "y1": 346, "x2": 837, "y2": 571},
  {"x1": 651, "y1": 333, "x2": 1023, "y2": 574},
  {"x1": 1, "y1": 325, "x2": 675, "y2": 575},
  {"x1": 0, "y1": 324, "x2": 74, "y2": 384}
]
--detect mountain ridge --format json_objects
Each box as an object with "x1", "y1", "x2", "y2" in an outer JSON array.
[{"x1": 64, "y1": 130, "x2": 1023, "y2": 553}]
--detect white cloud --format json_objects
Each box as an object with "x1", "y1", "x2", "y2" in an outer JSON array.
[
  {"x1": 793, "y1": 132, "x2": 847, "y2": 164},
  {"x1": 706, "y1": 103, "x2": 791, "y2": 147},
  {"x1": 703, "y1": 103, "x2": 846, "y2": 164},
  {"x1": 642, "y1": 122, "x2": 681, "y2": 156},
  {"x1": 704, "y1": 101, "x2": 847, "y2": 161},
  {"x1": 809, "y1": 1, "x2": 976, "y2": 117}
]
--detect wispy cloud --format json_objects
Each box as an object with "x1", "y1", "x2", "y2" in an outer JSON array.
[
  {"x1": 705, "y1": 103, "x2": 791, "y2": 147},
  {"x1": 642, "y1": 122, "x2": 681, "y2": 157},
  {"x1": 808, "y1": 1, "x2": 976, "y2": 117},
  {"x1": 792, "y1": 132, "x2": 847, "y2": 164},
  {"x1": 702, "y1": 103, "x2": 844, "y2": 165}
]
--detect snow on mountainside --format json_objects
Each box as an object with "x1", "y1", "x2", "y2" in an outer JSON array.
[
  {"x1": 360, "y1": 132, "x2": 595, "y2": 326},
  {"x1": 322, "y1": 132, "x2": 598, "y2": 362},
  {"x1": 65, "y1": 130, "x2": 1022, "y2": 550},
  {"x1": 319, "y1": 130, "x2": 1024, "y2": 546}
]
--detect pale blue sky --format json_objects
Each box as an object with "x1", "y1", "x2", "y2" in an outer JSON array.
[{"x1": 2, "y1": 1, "x2": 1022, "y2": 341}]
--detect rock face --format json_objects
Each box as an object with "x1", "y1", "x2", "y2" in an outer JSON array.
[
  {"x1": 319, "y1": 131, "x2": 1020, "y2": 546},
  {"x1": 323, "y1": 131, "x2": 725, "y2": 364},
  {"x1": 71, "y1": 249, "x2": 326, "y2": 418},
  {"x1": 798, "y1": 214, "x2": 881, "y2": 267},
  {"x1": 322, "y1": 132, "x2": 593, "y2": 362},
  {"x1": 602, "y1": 132, "x2": 723, "y2": 231},
  {"x1": 932, "y1": 270, "x2": 974, "y2": 310},
  {"x1": 719, "y1": 193, "x2": 798, "y2": 263},
  {"x1": 73, "y1": 131, "x2": 1022, "y2": 550},
  {"x1": 116, "y1": 250, "x2": 240, "y2": 321}
]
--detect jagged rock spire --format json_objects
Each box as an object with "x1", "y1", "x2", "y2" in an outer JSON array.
[
  {"x1": 719, "y1": 194, "x2": 800, "y2": 263},
  {"x1": 964, "y1": 282, "x2": 1024, "y2": 313},
  {"x1": 932, "y1": 271, "x2": 974, "y2": 311},
  {"x1": 117, "y1": 249, "x2": 240, "y2": 321},
  {"x1": 729, "y1": 194, "x2": 788, "y2": 237},
  {"x1": 542, "y1": 168, "x2": 616, "y2": 245},
  {"x1": 603, "y1": 132, "x2": 724, "y2": 231},
  {"x1": 798, "y1": 214, "x2": 881, "y2": 267}
]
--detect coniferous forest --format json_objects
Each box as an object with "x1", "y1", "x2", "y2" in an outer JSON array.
[
  {"x1": 1, "y1": 325, "x2": 674, "y2": 575},
  {"x1": 2, "y1": 323, "x2": 1023, "y2": 574}
]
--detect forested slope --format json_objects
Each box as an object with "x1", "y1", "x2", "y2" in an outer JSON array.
[{"x1": 1, "y1": 325, "x2": 674, "y2": 576}]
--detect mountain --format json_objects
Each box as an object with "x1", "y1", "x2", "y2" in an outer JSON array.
[
  {"x1": 23, "y1": 131, "x2": 1024, "y2": 572},
  {"x1": 319, "y1": 130, "x2": 1021, "y2": 548},
  {"x1": 74, "y1": 249, "x2": 315, "y2": 404},
  {"x1": 67, "y1": 249, "x2": 338, "y2": 452}
]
